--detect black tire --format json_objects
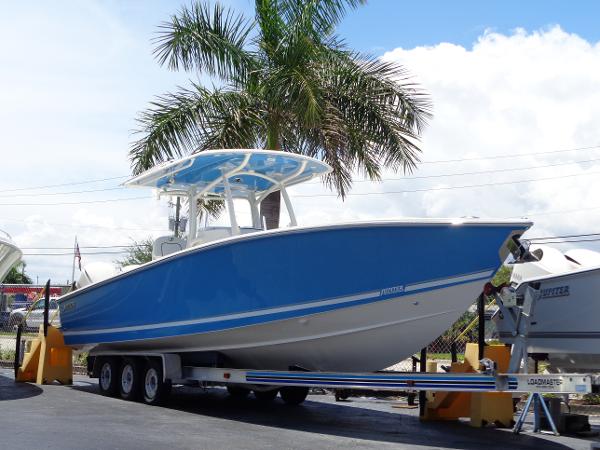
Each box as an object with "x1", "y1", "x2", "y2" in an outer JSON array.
[
  {"x1": 98, "y1": 357, "x2": 119, "y2": 397},
  {"x1": 227, "y1": 385, "x2": 250, "y2": 400},
  {"x1": 119, "y1": 357, "x2": 142, "y2": 401},
  {"x1": 141, "y1": 359, "x2": 171, "y2": 406},
  {"x1": 254, "y1": 388, "x2": 278, "y2": 403},
  {"x1": 280, "y1": 386, "x2": 309, "y2": 406},
  {"x1": 334, "y1": 389, "x2": 350, "y2": 401}
]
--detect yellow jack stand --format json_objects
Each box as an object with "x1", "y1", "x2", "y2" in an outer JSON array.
[
  {"x1": 15, "y1": 324, "x2": 73, "y2": 385},
  {"x1": 422, "y1": 343, "x2": 514, "y2": 427}
]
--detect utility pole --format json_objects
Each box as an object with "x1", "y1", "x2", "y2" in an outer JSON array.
[{"x1": 174, "y1": 197, "x2": 181, "y2": 237}]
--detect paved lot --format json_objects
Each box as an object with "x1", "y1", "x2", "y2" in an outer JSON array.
[{"x1": 1, "y1": 369, "x2": 599, "y2": 450}]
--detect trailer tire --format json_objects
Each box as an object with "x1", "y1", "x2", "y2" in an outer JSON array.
[
  {"x1": 280, "y1": 386, "x2": 308, "y2": 405},
  {"x1": 254, "y1": 388, "x2": 278, "y2": 403},
  {"x1": 142, "y1": 359, "x2": 171, "y2": 406},
  {"x1": 119, "y1": 357, "x2": 142, "y2": 401},
  {"x1": 227, "y1": 386, "x2": 250, "y2": 400},
  {"x1": 98, "y1": 357, "x2": 119, "y2": 397}
]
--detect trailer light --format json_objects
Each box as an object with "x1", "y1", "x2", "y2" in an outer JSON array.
[{"x1": 223, "y1": 373, "x2": 231, "y2": 379}]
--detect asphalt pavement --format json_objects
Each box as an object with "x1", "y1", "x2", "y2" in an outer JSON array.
[{"x1": 1, "y1": 368, "x2": 599, "y2": 450}]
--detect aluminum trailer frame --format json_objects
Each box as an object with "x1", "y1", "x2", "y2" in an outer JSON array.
[{"x1": 87, "y1": 351, "x2": 592, "y2": 395}]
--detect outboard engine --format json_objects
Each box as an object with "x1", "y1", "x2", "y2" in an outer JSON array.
[
  {"x1": 77, "y1": 262, "x2": 120, "y2": 289},
  {"x1": 510, "y1": 244, "x2": 581, "y2": 284}
]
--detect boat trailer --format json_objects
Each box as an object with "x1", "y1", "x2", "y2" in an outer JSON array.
[{"x1": 13, "y1": 280, "x2": 597, "y2": 437}]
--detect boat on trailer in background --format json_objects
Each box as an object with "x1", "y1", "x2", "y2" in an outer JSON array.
[
  {"x1": 58, "y1": 149, "x2": 531, "y2": 373},
  {"x1": 494, "y1": 244, "x2": 600, "y2": 373},
  {"x1": 0, "y1": 230, "x2": 22, "y2": 282}
]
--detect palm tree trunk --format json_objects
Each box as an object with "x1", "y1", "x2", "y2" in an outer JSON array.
[{"x1": 260, "y1": 122, "x2": 281, "y2": 229}]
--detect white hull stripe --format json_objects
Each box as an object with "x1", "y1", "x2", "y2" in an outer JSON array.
[
  {"x1": 62, "y1": 269, "x2": 494, "y2": 337},
  {"x1": 405, "y1": 270, "x2": 493, "y2": 292}
]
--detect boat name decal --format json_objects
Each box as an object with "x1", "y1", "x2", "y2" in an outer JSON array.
[
  {"x1": 380, "y1": 285, "x2": 405, "y2": 296},
  {"x1": 540, "y1": 285, "x2": 570, "y2": 299},
  {"x1": 62, "y1": 301, "x2": 76, "y2": 312}
]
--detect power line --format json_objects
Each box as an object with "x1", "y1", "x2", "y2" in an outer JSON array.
[
  {"x1": 509, "y1": 205, "x2": 600, "y2": 218},
  {"x1": 0, "y1": 186, "x2": 126, "y2": 198},
  {"x1": 0, "y1": 217, "x2": 168, "y2": 233},
  {"x1": 22, "y1": 250, "x2": 129, "y2": 256},
  {"x1": 525, "y1": 238, "x2": 600, "y2": 244},
  {"x1": 2, "y1": 144, "x2": 600, "y2": 195},
  {"x1": 307, "y1": 157, "x2": 600, "y2": 184},
  {"x1": 419, "y1": 144, "x2": 600, "y2": 164},
  {"x1": 528, "y1": 232, "x2": 600, "y2": 241},
  {"x1": 20, "y1": 245, "x2": 143, "y2": 250},
  {"x1": 0, "y1": 175, "x2": 129, "y2": 193},
  {"x1": 6, "y1": 155, "x2": 599, "y2": 197},
  {"x1": 0, "y1": 196, "x2": 153, "y2": 207},
  {"x1": 294, "y1": 169, "x2": 600, "y2": 198}
]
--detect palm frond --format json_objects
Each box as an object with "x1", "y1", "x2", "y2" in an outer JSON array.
[
  {"x1": 193, "y1": 88, "x2": 267, "y2": 150},
  {"x1": 130, "y1": 85, "x2": 266, "y2": 174},
  {"x1": 255, "y1": 0, "x2": 286, "y2": 57},
  {"x1": 278, "y1": 48, "x2": 432, "y2": 197},
  {"x1": 154, "y1": 2, "x2": 256, "y2": 81},
  {"x1": 320, "y1": 50, "x2": 432, "y2": 172},
  {"x1": 130, "y1": 87, "x2": 205, "y2": 174},
  {"x1": 280, "y1": 0, "x2": 366, "y2": 37}
]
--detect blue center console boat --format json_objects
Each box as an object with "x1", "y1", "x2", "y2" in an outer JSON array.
[{"x1": 58, "y1": 149, "x2": 531, "y2": 372}]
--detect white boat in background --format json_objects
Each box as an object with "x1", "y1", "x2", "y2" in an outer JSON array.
[
  {"x1": 58, "y1": 149, "x2": 531, "y2": 372},
  {"x1": 494, "y1": 244, "x2": 600, "y2": 372},
  {"x1": 0, "y1": 230, "x2": 21, "y2": 282}
]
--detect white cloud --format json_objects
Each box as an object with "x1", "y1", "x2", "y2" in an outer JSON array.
[
  {"x1": 295, "y1": 26, "x2": 600, "y2": 241},
  {"x1": 2, "y1": 15, "x2": 600, "y2": 283}
]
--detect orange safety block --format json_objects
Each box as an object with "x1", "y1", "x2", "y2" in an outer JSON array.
[
  {"x1": 421, "y1": 343, "x2": 514, "y2": 427},
  {"x1": 16, "y1": 324, "x2": 73, "y2": 385}
]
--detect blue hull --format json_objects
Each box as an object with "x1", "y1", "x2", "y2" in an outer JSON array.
[{"x1": 59, "y1": 222, "x2": 528, "y2": 349}]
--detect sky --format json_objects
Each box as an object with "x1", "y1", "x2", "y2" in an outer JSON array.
[{"x1": 2, "y1": 0, "x2": 600, "y2": 284}]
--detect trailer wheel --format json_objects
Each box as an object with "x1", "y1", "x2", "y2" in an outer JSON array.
[
  {"x1": 254, "y1": 389, "x2": 278, "y2": 403},
  {"x1": 98, "y1": 357, "x2": 119, "y2": 397},
  {"x1": 119, "y1": 357, "x2": 142, "y2": 401},
  {"x1": 280, "y1": 386, "x2": 308, "y2": 405},
  {"x1": 227, "y1": 386, "x2": 250, "y2": 400},
  {"x1": 142, "y1": 359, "x2": 171, "y2": 406}
]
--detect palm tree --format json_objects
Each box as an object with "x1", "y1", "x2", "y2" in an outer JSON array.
[
  {"x1": 130, "y1": 0, "x2": 432, "y2": 228},
  {"x1": 4, "y1": 261, "x2": 32, "y2": 284}
]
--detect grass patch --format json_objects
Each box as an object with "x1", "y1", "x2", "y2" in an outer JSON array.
[
  {"x1": 74, "y1": 352, "x2": 88, "y2": 366},
  {"x1": 0, "y1": 347, "x2": 15, "y2": 361},
  {"x1": 427, "y1": 353, "x2": 465, "y2": 361}
]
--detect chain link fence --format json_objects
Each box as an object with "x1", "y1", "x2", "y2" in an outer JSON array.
[{"x1": 386, "y1": 296, "x2": 500, "y2": 372}]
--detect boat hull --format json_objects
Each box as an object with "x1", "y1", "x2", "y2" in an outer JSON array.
[
  {"x1": 59, "y1": 221, "x2": 528, "y2": 372},
  {"x1": 89, "y1": 279, "x2": 490, "y2": 371},
  {"x1": 495, "y1": 267, "x2": 600, "y2": 372}
]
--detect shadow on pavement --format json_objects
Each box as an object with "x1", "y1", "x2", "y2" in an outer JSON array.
[
  {"x1": 0, "y1": 374, "x2": 43, "y2": 401},
  {"x1": 70, "y1": 381, "x2": 577, "y2": 450}
]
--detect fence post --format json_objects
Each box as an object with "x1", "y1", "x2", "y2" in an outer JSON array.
[
  {"x1": 477, "y1": 293, "x2": 485, "y2": 360},
  {"x1": 418, "y1": 347, "x2": 427, "y2": 417},
  {"x1": 43, "y1": 279, "x2": 50, "y2": 338},
  {"x1": 408, "y1": 356, "x2": 419, "y2": 405},
  {"x1": 14, "y1": 323, "x2": 22, "y2": 377}
]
